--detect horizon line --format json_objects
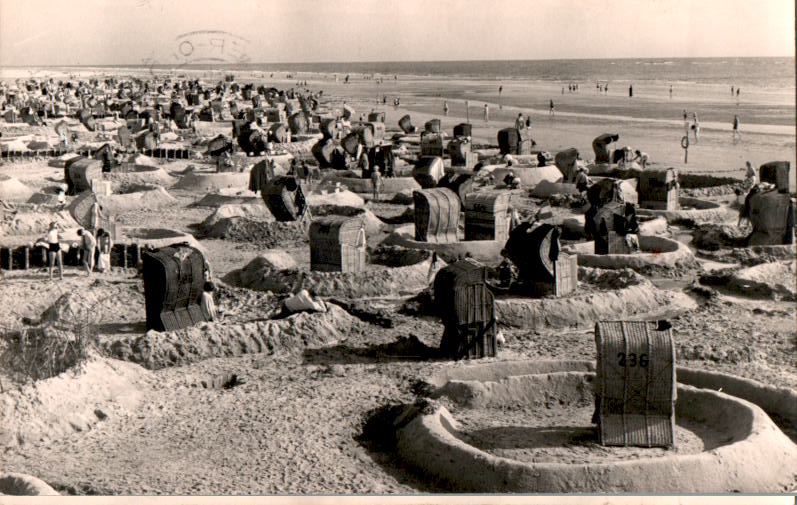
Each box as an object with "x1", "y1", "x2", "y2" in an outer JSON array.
[{"x1": 1, "y1": 55, "x2": 794, "y2": 69}]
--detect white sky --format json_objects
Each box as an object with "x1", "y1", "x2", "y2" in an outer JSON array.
[{"x1": 0, "y1": 0, "x2": 794, "y2": 66}]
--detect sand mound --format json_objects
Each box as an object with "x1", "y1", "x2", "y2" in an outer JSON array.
[
  {"x1": 701, "y1": 260, "x2": 797, "y2": 301},
  {"x1": 733, "y1": 260, "x2": 797, "y2": 300},
  {"x1": 692, "y1": 224, "x2": 749, "y2": 251},
  {"x1": 222, "y1": 251, "x2": 298, "y2": 287},
  {"x1": 306, "y1": 190, "x2": 364, "y2": 208},
  {"x1": 203, "y1": 217, "x2": 308, "y2": 246},
  {"x1": 173, "y1": 172, "x2": 249, "y2": 191},
  {"x1": 577, "y1": 266, "x2": 648, "y2": 290},
  {"x1": 106, "y1": 305, "x2": 356, "y2": 369},
  {"x1": 26, "y1": 192, "x2": 62, "y2": 205},
  {"x1": 0, "y1": 473, "x2": 60, "y2": 496},
  {"x1": 40, "y1": 281, "x2": 145, "y2": 326},
  {"x1": 0, "y1": 356, "x2": 153, "y2": 447},
  {"x1": 200, "y1": 203, "x2": 275, "y2": 231},
  {"x1": 311, "y1": 205, "x2": 385, "y2": 235},
  {"x1": 0, "y1": 175, "x2": 35, "y2": 202},
  {"x1": 0, "y1": 210, "x2": 77, "y2": 235},
  {"x1": 390, "y1": 190, "x2": 414, "y2": 205},
  {"x1": 191, "y1": 190, "x2": 259, "y2": 208},
  {"x1": 108, "y1": 165, "x2": 177, "y2": 192},
  {"x1": 120, "y1": 228, "x2": 204, "y2": 252},
  {"x1": 98, "y1": 187, "x2": 177, "y2": 214}
]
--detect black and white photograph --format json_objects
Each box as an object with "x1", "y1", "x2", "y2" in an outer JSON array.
[{"x1": 0, "y1": 0, "x2": 795, "y2": 500}]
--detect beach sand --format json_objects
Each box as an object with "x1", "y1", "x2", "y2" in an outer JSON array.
[{"x1": 0, "y1": 66, "x2": 795, "y2": 495}]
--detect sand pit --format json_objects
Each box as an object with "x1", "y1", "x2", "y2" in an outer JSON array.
[
  {"x1": 192, "y1": 188, "x2": 260, "y2": 208},
  {"x1": 0, "y1": 355, "x2": 154, "y2": 448},
  {"x1": 0, "y1": 473, "x2": 60, "y2": 496},
  {"x1": 390, "y1": 360, "x2": 797, "y2": 492},
  {"x1": 106, "y1": 304, "x2": 357, "y2": 369},
  {"x1": 108, "y1": 164, "x2": 177, "y2": 192},
  {"x1": 637, "y1": 197, "x2": 736, "y2": 223},
  {"x1": 565, "y1": 235, "x2": 696, "y2": 273},
  {"x1": 324, "y1": 176, "x2": 421, "y2": 195},
  {"x1": 560, "y1": 215, "x2": 668, "y2": 240},
  {"x1": 199, "y1": 203, "x2": 275, "y2": 230},
  {"x1": 173, "y1": 171, "x2": 249, "y2": 192},
  {"x1": 0, "y1": 175, "x2": 35, "y2": 202},
  {"x1": 226, "y1": 246, "x2": 445, "y2": 298},
  {"x1": 494, "y1": 269, "x2": 697, "y2": 329},
  {"x1": 383, "y1": 224, "x2": 504, "y2": 265}
]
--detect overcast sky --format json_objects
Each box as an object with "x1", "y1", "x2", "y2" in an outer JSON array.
[{"x1": 0, "y1": 0, "x2": 794, "y2": 66}]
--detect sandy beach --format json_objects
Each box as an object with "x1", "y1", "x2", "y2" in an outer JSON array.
[{"x1": 0, "y1": 63, "x2": 795, "y2": 495}]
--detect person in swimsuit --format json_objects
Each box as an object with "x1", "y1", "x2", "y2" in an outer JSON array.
[{"x1": 44, "y1": 222, "x2": 63, "y2": 280}]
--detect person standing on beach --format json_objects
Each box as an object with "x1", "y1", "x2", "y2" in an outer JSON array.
[
  {"x1": 483, "y1": 104, "x2": 489, "y2": 122},
  {"x1": 76, "y1": 228, "x2": 96, "y2": 277},
  {"x1": 628, "y1": 84, "x2": 633, "y2": 97},
  {"x1": 731, "y1": 85, "x2": 735, "y2": 96},
  {"x1": 692, "y1": 112, "x2": 700, "y2": 143},
  {"x1": 43, "y1": 222, "x2": 63, "y2": 281},
  {"x1": 669, "y1": 85, "x2": 673, "y2": 98},
  {"x1": 443, "y1": 100, "x2": 449, "y2": 116},
  {"x1": 732, "y1": 114, "x2": 741, "y2": 142},
  {"x1": 515, "y1": 113, "x2": 525, "y2": 130},
  {"x1": 549, "y1": 100, "x2": 555, "y2": 117},
  {"x1": 683, "y1": 110, "x2": 689, "y2": 134},
  {"x1": 498, "y1": 85, "x2": 503, "y2": 97}
]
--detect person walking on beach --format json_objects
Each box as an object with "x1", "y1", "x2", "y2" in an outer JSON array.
[
  {"x1": 691, "y1": 112, "x2": 700, "y2": 143},
  {"x1": 43, "y1": 222, "x2": 63, "y2": 280},
  {"x1": 683, "y1": 110, "x2": 690, "y2": 134},
  {"x1": 443, "y1": 100, "x2": 449, "y2": 116},
  {"x1": 732, "y1": 115, "x2": 741, "y2": 142},
  {"x1": 498, "y1": 85, "x2": 503, "y2": 97},
  {"x1": 731, "y1": 85, "x2": 735, "y2": 96},
  {"x1": 483, "y1": 103, "x2": 489, "y2": 122},
  {"x1": 370, "y1": 167, "x2": 382, "y2": 201},
  {"x1": 669, "y1": 85, "x2": 673, "y2": 98},
  {"x1": 549, "y1": 100, "x2": 555, "y2": 117}
]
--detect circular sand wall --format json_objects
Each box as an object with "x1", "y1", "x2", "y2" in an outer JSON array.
[
  {"x1": 637, "y1": 197, "x2": 736, "y2": 223},
  {"x1": 394, "y1": 360, "x2": 797, "y2": 493},
  {"x1": 383, "y1": 224, "x2": 504, "y2": 265},
  {"x1": 565, "y1": 235, "x2": 695, "y2": 270}
]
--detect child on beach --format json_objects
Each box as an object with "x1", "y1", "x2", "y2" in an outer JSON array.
[
  {"x1": 515, "y1": 113, "x2": 525, "y2": 130},
  {"x1": 443, "y1": 101, "x2": 449, "y2": 116},
  {"x1": 201, "y1": 282, "x2": 218, "y2": 322}
]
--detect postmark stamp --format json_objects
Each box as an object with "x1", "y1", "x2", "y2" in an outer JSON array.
[{"x1": 143, "y1": 30, "x2": 251, "y2": 76}]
